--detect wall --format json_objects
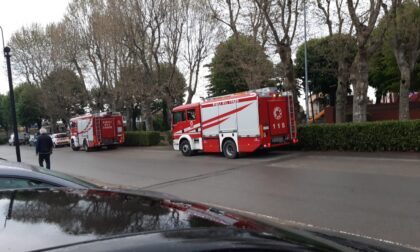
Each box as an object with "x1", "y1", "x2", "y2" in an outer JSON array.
[{"x1": 324, "y1": 102, "x2": 420, "y2": 123}]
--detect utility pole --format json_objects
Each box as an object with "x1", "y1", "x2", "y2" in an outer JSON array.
[
  {"x1": 1, "y1": 26, "x2": 21, "y2": 162},
  {"x1": 303, "y1": 0, "x2": 310, "y2": 123}
]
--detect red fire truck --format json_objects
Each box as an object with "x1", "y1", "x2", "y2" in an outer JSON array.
[
  {"x1": 172, "y1": 88, "x2": 297, "y2": 159},
  {"x1": 70, "y1": 112, "x2": 125, "y2": 151}
]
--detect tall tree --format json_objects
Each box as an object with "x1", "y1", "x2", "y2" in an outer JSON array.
[
  {"x1": 347, "y1": 0, "x2": 386, "y2": 122},
  {"x1": 369, "y1": 30, "x2": 400, "y2": 103},
  {"x1": 41, "y1": 68, "x2": 88, "y2": 131},
  {"x1": 315, "y1": 0, "x2": 356, "y2": 123},
  {"x1": 254, "y1": 0, "x2": 300, "y2": 115},
  {"x1": 10, "y1": 24, "x2": 54, "y2": 85},
  {"x1": 116, "y1": 65, "x2": 145, "y2": 131},
  {"x1": 388, "y1": 0, "x2": 420, "y2": 120},
  {"x1": 161, "y1": 0, "x2": 186, "y2": 127},
  {"x1": 0, "y1": 95, "x2": 11, "y2": 135},
  {"x1": 208, "y1": 34, "x2": 274, "y2": 96},
  {"x1": 183, "y1": 0, "x2": 218, "y2": 104},
  {"x1": 65, "y1": 0, "x2": 123, "y2": 110},
  {"x1": 15, "y1": 83, "x2": 44, "y2": 129},
  {"x1": 208, "y1": 0, "x2": 242, "y2": 38},
  {"x1": 118, "y1": 0, "x2": 168, "y2": 130}
]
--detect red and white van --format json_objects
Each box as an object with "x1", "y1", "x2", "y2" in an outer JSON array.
[
  {"x1": 70, "y1": 112, "x2": 124, "y2": 151},
  {"x1": 172, "y1": 88, "x2": 297, "y2": 158}
]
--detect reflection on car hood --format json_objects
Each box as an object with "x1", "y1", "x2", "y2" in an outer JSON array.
[{"x1": 0, "y1": 188, "x2": 414, "y2": 252}]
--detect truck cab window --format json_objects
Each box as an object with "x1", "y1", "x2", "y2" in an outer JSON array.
[
  {"x1": 187, "y1": 110, "x2": 196, "y2": 120},
  {"x1": 173, "y1": 111, "x2": 185, "y2": 124}
]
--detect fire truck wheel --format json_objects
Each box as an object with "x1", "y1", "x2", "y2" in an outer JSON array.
[
  {"x1": 223, "y1": 139, "x2": 238, "y2": 159},
  {"x1": 180, "y1": 140, "x2": 192, "y2": 156}
]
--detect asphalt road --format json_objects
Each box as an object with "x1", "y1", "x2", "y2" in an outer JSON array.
[{"x1": 1, "y1": 144, "x2": 420, "y2": 249}]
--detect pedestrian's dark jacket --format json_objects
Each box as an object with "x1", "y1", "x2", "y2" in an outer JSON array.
[{"x1": 36, "y1": 134, "x2": 53, "y2": 155}]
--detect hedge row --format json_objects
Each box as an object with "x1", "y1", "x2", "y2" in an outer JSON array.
[
  {"x1": 298, "y1": 120, "x2": 420, "y2": 152},
  {"x1": 0, "y1": 137, "x2": 8, "y2": 145},
  {"x1": 124, "y1": 131, "x2": 161, "y2": 146}
]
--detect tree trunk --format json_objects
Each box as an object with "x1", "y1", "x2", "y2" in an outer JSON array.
[
  {"x1": 131, "y1": 105, "x2": 138, "y2": 131},
  {"x1": 162, "y1": 100, "x2": 171, "y2": 131},
  {"x1": 399, "y1": 67, "x2": 411, "y2": 120},
  {"x1": 335, "y1": 79, "x2": 347, "y2": 123},
  {"x1": 278, "y1": 46, "x2": 299, "y2": 118},
  {"x1": 73, "y1": 60, "x2": 85, "y2": 88},
  {"x1": 142, "y1": 103, "x2": 154, "y2": 131},
  {"x1": 186, "y1": 91, "x2": 194, "y2": 104},
  {"x1": 126, "y1": 110, "x2": 133, "y2": 131},
  {"x1": 375, "y1": 95, "x2": 381, "y2": 104},
  {"x1": 186, "y1": 63, "x2": 201, "y2": 104},
  {"x1": 351, "y1": 50, "x2": 369, "y2": 122},
  {"x1": 335, "y1": 60, "x2": 350, "y2": 123}
]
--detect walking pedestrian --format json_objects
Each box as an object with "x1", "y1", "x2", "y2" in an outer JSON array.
[{"x1": 36, "y1": 128, "x2": 53, "y2": 169}]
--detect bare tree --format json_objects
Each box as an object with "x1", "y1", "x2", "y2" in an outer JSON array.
[
  {"x1": 254, "y1": 0, "x2": 300, "y2": 114},
  {"x1": 183, "y1": 0, "x2": 217, "y2": 104},
  {"x1": 315, "y1": 0, "x2": 356, "y2": 123},
  {"x1": 241, "y1": 1, "x2": 271, "y2": 47},
  {"x1": 47, "y1": 22, "x2": 87, "y2": 88},
  {"x1": 388, "y1": 0, "x2": 420, "y2": 120},
  {"x1": 208, "y1": 0, "x2": 242, "y2": 38},
  {"x1": 347, "y1": 0, "x2": 385, "y2": 122},
  {"x1": 65, "y1": 0, "x2": 123, "y2": 110},
  {"x1": 118, "y1": 0, "x2": 168, "y2": 130},
  {"x1": 161, "y1": 0, "x2": 186, "y2": 128},
  {"x1": 10, "y1": 24, "x2": 54, "y2": 85}
]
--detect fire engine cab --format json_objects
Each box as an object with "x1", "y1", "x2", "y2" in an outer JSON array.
[
  {"x1": 172, "y1": 88, "x2": 297, "y2": 159},
  {"x1": 70, "y1": 112, "x2": 124, "y2": 151}
]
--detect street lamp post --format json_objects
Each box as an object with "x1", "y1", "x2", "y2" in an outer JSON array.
[
  {"x1": 0, "y1": 26, "x2": 21, "y2": 162},
  {"x1": 303, "y1": 0, "x2": 310, "y2": 123}
]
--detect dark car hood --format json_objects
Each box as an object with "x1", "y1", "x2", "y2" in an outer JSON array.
[{"x1": 0, "y1": 189, "x2": 415, "y2": 252}]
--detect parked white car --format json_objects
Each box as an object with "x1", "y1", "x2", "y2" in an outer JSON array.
[{"x1": 51, "y1": 133, "x2": 70, "y2": 147}]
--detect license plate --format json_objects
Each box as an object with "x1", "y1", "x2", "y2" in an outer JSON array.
[{"x1": 271, "y1": 136, "x2": 284, "y2": 144}]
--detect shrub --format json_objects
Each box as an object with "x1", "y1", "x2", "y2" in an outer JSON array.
[
  {"x1": 124, "y1": 131, "x2": 160, "y2": 146},
  {"x1": 0, "y1": 137, "x2": 8, "y2": 145},
  {"x1": 297, "y1": 120, "x2": 420, "y2": 152}
]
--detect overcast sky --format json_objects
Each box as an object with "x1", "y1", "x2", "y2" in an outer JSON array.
[
  {"x1": 0, "y1": 0, "x2": 70, "y2": 94},
  {"x1": 0, "y1": 0, "x2": 374, "y2": 108}
]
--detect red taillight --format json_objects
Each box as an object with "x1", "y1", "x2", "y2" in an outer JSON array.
[{"x1": 292, "y1": 138, "x2": 298, "y2": 144}]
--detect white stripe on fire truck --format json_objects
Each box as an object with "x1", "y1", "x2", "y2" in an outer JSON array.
[
  {"x1": 174, "y1": 102, "x2": 252, "y2": 135},
  {"x1": 174, "y1": 123, "x2": 201, "y2": 135}
]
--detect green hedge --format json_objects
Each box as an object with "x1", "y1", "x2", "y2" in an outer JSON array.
[
  {"x1": 298, "y1": 120, "x2": 420, "y2": 151},
  {"x1": 0, "y1": 137, "x2": 8, "y2": 145},
  {"x1": 124, "y1": 131, "x2": 161, "y2": 146}
]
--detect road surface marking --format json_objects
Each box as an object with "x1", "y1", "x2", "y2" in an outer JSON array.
[{"x1": 204, "y1": 202, "x2": 420, "y2": 252}]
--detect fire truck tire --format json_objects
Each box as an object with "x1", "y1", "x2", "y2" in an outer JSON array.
[
  {"x1": 180, "y1": 140, "x2": 192, "y2": 157},
  {"x1": 223, "y1": 139, "x2": 238, "y2": 159}
]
